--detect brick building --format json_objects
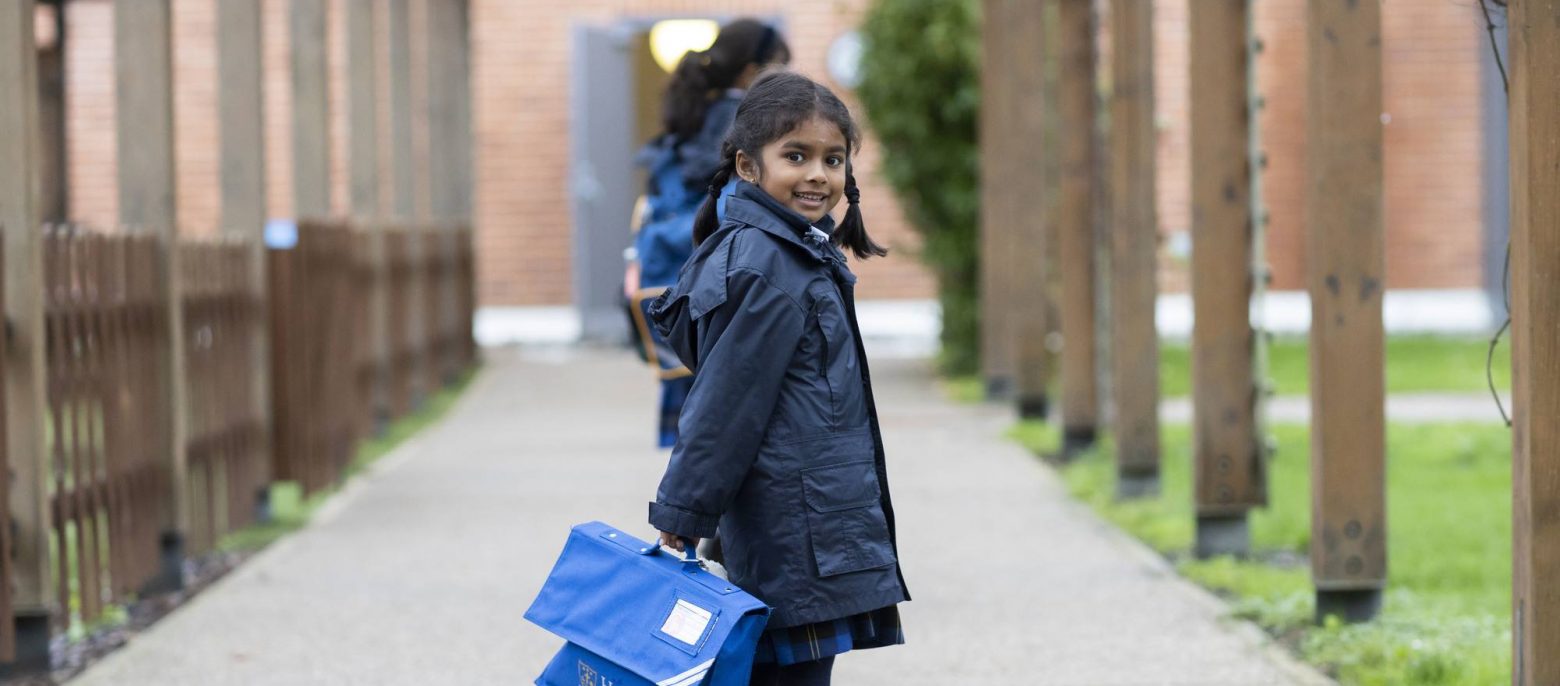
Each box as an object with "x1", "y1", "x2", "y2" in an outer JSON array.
[{"x1": 52, "y1": 0, "x2": 1497, "y2": 325}]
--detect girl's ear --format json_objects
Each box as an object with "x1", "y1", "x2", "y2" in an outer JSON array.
[{"x1": 735, "y1": 149, "x2": 760, "y2": 183}]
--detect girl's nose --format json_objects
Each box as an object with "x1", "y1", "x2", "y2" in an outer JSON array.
[{"x1": 805, "y1": 161, "x2": 828, "y2": 183}]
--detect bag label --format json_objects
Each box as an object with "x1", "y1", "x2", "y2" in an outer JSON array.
[{"x1": 659, "y1": 599, "x2": 713, "y2": 646}]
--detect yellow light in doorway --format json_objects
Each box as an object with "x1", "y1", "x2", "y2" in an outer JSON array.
[{"x1": 649, "y1": 19, "x2": 720, "y2": 73}]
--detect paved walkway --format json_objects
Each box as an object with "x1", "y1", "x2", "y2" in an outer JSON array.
[{"x1": 74, "y1": 346, "x2": 1330, "y2": 685}]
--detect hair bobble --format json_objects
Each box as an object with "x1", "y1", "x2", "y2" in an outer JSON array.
[{"x1": 844, "y1": 185, "x2": 860, "y2": 205}]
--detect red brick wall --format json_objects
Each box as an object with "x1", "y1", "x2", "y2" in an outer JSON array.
[
  {"x1": 1249, "y1": 0, "x2": 1486, "y2": 290},
  {"x1": 58, "y1": 0, "x2": 1488, "y2": 308},
  {"x1": 470, "y1": 0, "x2": 934, "y2": 304}
]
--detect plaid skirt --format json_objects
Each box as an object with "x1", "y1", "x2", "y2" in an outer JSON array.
[{"x1": 754, "y1": 605, "x2": 904, "y2": 666}]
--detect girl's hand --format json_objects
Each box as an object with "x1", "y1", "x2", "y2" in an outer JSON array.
[
  {"x1": 659, "y1": 531, "x2": 700, "y2": 553},
  {"x1": 624, "y1": 261, "x2": 641, "y2": 300}
]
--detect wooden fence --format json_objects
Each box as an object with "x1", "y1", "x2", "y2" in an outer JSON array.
[
  {"x1": 42, "y1": 227, "x2": 168, "y2": 638},
  {"x1": 181, "y1": 239, "x2": 268, "y2": 555},
  {"x1": 0, "y1": 239, "x2": 8, "y2": 661},
  {"x1": 374, "y1": 223, "x2": 476, "y2": 425},
  {"x1": 268, "y1": 220, "x2": 369, "y2": 496},
  {"x1": 3, "y1": 219, "x2": 476, "y2": 647},
  {"x1": 4, "y1": 0, "x2": 480, "y2": 668},
  {"x1": 269, "y1": 220, "x2": 474, "y2": 498}
]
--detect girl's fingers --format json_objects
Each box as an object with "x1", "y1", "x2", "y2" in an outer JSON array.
[{"x1": 659, "y1": 531, "x2": 682, "y2": 550}]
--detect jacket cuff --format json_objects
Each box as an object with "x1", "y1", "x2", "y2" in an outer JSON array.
[{"x1": 648, "y1": 501, "x2": 720, "y2": 540}]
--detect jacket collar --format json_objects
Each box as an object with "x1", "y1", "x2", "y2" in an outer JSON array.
[{"x1": 723, "y1": 181, "x2": 843, "y2": 264}]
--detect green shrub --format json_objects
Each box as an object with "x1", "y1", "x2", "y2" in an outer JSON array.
[{"x1": 857, "y1": 0, "x2": 982, "y2": 374}]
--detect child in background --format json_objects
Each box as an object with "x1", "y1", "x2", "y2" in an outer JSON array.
[
  {"x1": 648, "y1": 71, "x2": 908, "y2": 686},
  {"x1": 627, "y1": 20, "x2": 790, "y2": 448}
]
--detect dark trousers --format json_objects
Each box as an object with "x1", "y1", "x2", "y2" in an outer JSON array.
[{"x1": 749, "y1": 657, "x2": 835, "y2": 686}]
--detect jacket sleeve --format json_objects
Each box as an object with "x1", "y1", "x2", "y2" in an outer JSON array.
[{"x1": 649, "y1": 267, "x2": 806, "y2": 539}]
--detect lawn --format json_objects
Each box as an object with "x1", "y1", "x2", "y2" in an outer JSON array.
[
  {"x1": 949, "y1": 336, "x2": 1510, "y2": 403},
  {"x1": 1010, "y1": 420, "x2": 1513, "y2": 685},
  {"x1": 1159, "y1": 335, "x2": 1511, "y2": 398}
]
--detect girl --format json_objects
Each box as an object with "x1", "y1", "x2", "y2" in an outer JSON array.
[
  {"x1": 628, "y1": 19, "x2": 791, "y2": 448},
  {"x1": 648, "y1": 71, "x2": 908, "y2": 686}
]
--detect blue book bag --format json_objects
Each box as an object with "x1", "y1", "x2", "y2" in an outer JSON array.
[{"x1": 525, "y1": 522, "x2": 771, "y2": 686}]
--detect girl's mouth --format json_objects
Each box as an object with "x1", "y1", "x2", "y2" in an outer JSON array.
[{"x1": 793, "y1": 191, "x2": 827, "y2": 209}]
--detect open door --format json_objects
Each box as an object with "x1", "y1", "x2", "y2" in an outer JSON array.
[{"x1": 570, "y1": 25, "x2": 638, "y2": 342}]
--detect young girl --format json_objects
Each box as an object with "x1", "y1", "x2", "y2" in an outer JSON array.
[
  {"x1": 628, "y1": 19, "x2": 790, "y2": 448},
  {"x1": 648, "y1": 71, "x2": 908, "y2": 686}
]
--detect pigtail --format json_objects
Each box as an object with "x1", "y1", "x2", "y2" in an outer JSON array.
[
  {"x1": 692, "y1": 146, "x2": 737, "y2": 247},
  {"x1": 834, "y1": 162, "x2": 888, "y2": 259},
  {"x1": 663, "y1": 50, "x2": 715, "y2": 140}
]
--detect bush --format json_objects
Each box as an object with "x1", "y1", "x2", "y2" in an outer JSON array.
[{"x1": 857, "y1": 0, "x2": 982, "y2": 375}]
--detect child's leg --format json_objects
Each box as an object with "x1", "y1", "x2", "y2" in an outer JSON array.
[{"x1": 749, "y1": 656, "x2": 835, "y2": 686}]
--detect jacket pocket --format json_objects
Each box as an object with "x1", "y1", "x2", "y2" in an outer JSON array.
[
  {"x1": 814, "y1": 295, "x2": 866, "y2": 429},
  {"x1": 800, "y1": 460, "x2": 896, "y2": 577}
]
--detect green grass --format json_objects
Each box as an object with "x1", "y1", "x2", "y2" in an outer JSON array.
[
  {"x1": 1011, "y1": 420, "x2": 1513, "y2": 685},
  {"x1": 1159, "y1": 335, "x2": 1510, "y2": 398},
  {"x1": 941, "y1": 375, "x2": 986, "y2": 404},
  {"x1": 348, "y1": 367, "x2": 479, "y2": 477},
  {"x1": 219, "y1": 367, "x2": 480, "y2": 553},
  {"x1": 947, "y1": 336, "x2": 1509, "y2": 402}
]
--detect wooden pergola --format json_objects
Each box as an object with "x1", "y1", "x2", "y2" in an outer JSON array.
[{"x1": 979, "y1": 0, "x2": 1558, "y2": 682}]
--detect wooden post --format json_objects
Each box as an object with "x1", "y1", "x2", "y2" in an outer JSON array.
[
  {"x1": 1306, "y1": 0, "x2": 1385, "y2": 623},
  {"x1": 348, "y1": 0, "x2": 380, "y2": 220},
  {"x1": 1039, "y1": 0, "x2": 1064, "y2": 416},
  {"x1": 1109, "y1": 0, "x2": 1159, "y2": 498},
  {"x1": 347, "y1": 0, "x2": 389, "y2": 425},
  {"x1": 1056, "y1": 0, "x2": 1099, "y2": 455},
  {"x1": 1509, "y1": 0, "x2": 1560, "y2": 681},
  {"x1": 427, "y1": 0, "x2": 471, "y2": 222},
  {"x1": 291, "y1": 0, "x2": 331, "y2": 218},
  {"x1": 980, "y1": 0, "x2": 1017, "y2": 399},
  {"x1": 36, "y1": 3, "x2": 65, "y2": 223},
  {"x1": 388, "y1": 0, "x2": 416, "y2": 220},
  {"x1": 1190, "y1": 0, "x2": 1265, "y2": 557},
  {"x1": 116, "y1": 0, "x2": 188, "y2": 594},
  {"x1": 425, "y1": 0, "x2": 471, "y2": 382},
  {"x1": 218, "y1": 0, "x2": 274, "y2": 521},
  {"x1": 387, "y1": 0, "x2": 425, "y2": 401},
  {"x1": 0, "y1": 0, "x2": 54, "y2": 669},
  {"x1": 1012, "y1": 0, "x2": 1051, "y2": 419}
]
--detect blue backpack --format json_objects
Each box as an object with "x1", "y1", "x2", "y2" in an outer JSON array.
[{"x1": 635, "y1": 142, "x2": 704, "y2": 289}]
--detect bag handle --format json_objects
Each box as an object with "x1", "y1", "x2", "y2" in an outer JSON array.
[{"x1": 640, "y1": 538, "x2": 701, "y2": 565}]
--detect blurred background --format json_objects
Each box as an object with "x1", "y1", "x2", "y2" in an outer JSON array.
[{"x1": 37, "y1": 1, "x2": 1504, "y2": 348}]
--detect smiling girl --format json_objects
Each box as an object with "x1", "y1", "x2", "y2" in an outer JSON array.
[{"x1": 647, "y1": 71, "x2": 907, "y2": 686}]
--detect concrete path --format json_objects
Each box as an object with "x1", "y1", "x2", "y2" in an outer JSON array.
[{"x1": 73, "y1": 346, "x2": 1330, "y2": 685}]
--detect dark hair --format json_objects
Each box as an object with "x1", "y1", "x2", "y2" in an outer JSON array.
[
  {"x1": 693, "y1": 71, "x2": 887, "y2": 260},
  {"x1": 663, "y1": 19, "x2": 791, "y2": 140}
]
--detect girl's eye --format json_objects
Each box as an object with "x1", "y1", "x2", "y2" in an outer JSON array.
[
  {"x1": 785, "y1": 152, "x2": 805, "y2": 163},
  {"x1": 826, "y1": 156, "x2": 844, "y2": 167}
]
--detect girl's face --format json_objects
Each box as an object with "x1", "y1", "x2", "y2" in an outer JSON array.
[{"x1": 735, "y1": 115, "x2": 848, "y2": 224}]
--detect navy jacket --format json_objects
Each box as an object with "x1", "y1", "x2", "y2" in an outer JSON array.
[{"x1": 648, "y1": 182, "x2": 909, "y2": 629}]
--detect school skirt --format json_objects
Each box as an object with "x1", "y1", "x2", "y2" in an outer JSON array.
[{"x1": 753, "y1": 605, "x2": 904, "y2": 666}]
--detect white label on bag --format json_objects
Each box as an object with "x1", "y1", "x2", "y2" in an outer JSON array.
[{"x1": 660, "y1": 599, "x2": 713, "y2": 646}]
